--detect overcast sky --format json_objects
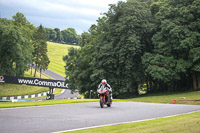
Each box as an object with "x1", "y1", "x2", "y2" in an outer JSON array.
[{"x1": 0, "y1": 0, "x2": 124, "y2": 34}]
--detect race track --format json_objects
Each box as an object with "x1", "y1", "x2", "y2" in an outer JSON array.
[
  {"x1": 1, "y1": 102, "x2": 200, "y2": 133},
  {"x1": 42, "y1": 69, "x2": 79, "y2": 99},
  {"x1": 31, "y1": 69, "x2": 79, "y2": 101}
]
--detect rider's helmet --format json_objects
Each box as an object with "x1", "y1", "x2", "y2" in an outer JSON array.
[{"x1": 101, "y1": 79, "x2": 107, "y2": 85}]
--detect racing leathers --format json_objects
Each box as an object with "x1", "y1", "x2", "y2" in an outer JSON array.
[{"x1": 97, "y1": 83, "x2": 112, "y2": 101}]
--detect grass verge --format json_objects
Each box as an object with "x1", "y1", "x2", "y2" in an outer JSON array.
[
  {"x1": 0, "y1": 84, "x2": 49, "y2": 97},
  {"x1": 65, "y1": 111, "x2": 200, "y2": 133},
  {"x1": 127, "y1": 91, "x2": 200, "y2": 104},
  {"x1": 0, "y1": 99, "x2": 99, "y2": 108}
]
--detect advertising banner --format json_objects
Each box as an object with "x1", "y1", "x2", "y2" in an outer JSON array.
[{"x1": 0, "y1": 75, "x2": 68, "y2": 89}]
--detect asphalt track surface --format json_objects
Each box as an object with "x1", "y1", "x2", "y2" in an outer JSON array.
[
  {"x1": 41, "y1": 69, "x2": 65, "y2": 80},
  {"x1": 1, "y1": 102, "x2": 200, "y2": 133}
]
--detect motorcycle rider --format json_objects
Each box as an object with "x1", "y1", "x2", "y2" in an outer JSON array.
[{"x1": 97, "y1": 79, "x2": 112, "y2": 102}]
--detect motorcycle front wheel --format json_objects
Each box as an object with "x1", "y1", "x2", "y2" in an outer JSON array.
[{"x1": 100, "y1": 96, "x2": 104, "y2": 108}]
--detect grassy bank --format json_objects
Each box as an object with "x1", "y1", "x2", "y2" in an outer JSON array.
[
  {"x1": 47, "y1": 42, "x2": 79, "y2": 76},
  {"x1": 0, "y1": 84, "x2": 49, "y2": 97},
  {"x1": 66, "y1": 111, "x2": 200, "y2": 133},
  {"x1": 127, "y1": 91, "x2": 200, "y2": 105}
]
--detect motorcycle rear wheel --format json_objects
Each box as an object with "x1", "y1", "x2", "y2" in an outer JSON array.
[{"x1": 107, "y1": 99, "x2": 112, "y2": 107}]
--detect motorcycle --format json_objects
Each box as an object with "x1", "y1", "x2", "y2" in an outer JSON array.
[{"x1": 97, "y1": 86, "x2": 112, "y2": 108}]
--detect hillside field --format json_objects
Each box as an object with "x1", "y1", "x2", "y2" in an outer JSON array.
[{"x1": 47, "y1": 42, "x2": 80, "y2": 76}]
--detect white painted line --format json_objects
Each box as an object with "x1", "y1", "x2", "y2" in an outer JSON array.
[
  {"x1": 54, "y1": 89, "x2": 66, "y2": 98},
  {"x1": 52, "y1": 110, "x2": 200, "y2": 133},
  {"x1": 61, "y1": 89, "x2": 65, "y2": 94}
]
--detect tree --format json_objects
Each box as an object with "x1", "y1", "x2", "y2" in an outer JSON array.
[
  {"x1": 61, "y1": 28, "x2": 80, "y2": 45},
  {"x1": 188, "y1": 0, "x2": 200, "y2": 90},
  {"x1": 63, "y1": 47, "x2": 80, "y2": 92},
  {"x1": 54, "y1": 28, "x2": 62, "y2": 43},
  {"x1": 48, "y1": 28, "x2": 56, "y2": 42},
  {"x1": 0, "y1": 13, "x2": 33, "y2": 76},
  {"x1": 64, "y1": 0, "x2": 155, "y2": 98},
  {"x1": 63, "y1": 40, "x2": 97, "y2": 97},
  {"x1": 12, "y1": 12, "x2": 30, "y2": 26},
  {"x1": 79, "y1": 32, "x2": 91, "y2": 47},
  {"x1": 45, "y1": 27, "x2": 80, "y2": 45},
  {"x1": 142, "y1": 0, "x2": 200, "y2": 91},
  {"x1": 33, "y1": 25, "x2": 50, "y2": 77}
]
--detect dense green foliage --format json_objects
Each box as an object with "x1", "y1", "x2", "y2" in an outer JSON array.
[
  {"x1": 143, "y1": 0, "x2": 200, "y2": 92},
  {"x1": 64, "y1": 0, "x2": 200, "y2": 98},
  {"x1": 45, "y1": 27, "x2": 81, "y2": 45},
  {"x1": 0, "y1": 12, "x2": 49, "y2": 77},
  {"x1": 0, "y1": 13, "x2": 34, "y2": 76},
  {"x1": 32, "y1": 25, "x2": 50, "y2": 77}
]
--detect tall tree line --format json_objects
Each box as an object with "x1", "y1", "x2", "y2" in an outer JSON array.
[
  {"x1": 64, "y1": 0, "x2": 200, "y2": 98},
  {"x1": 45, "y1": 27, "x2": 81, "y2": 45},
  {"x1": 32, "y1": 25, "x2": 50, "y2": 78},
  {"x1": 0, "y1": 12, "x2": 49, "y2": 77}
]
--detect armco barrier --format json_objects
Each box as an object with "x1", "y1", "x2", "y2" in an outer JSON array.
[
  {"x1": 0, "y1": 89, "x2": 82, "y2": 101},
  {"x1": 0, "y1": 90, "x2": 51, "y2": 101}
]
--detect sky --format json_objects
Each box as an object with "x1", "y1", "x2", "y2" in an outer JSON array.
[{"x1": 0, "y1": 0, "x2": 125, "y2": 34}]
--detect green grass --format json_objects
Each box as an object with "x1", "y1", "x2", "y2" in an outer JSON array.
[
  {"x1": 66, "y1": 111, "x2": 200, "y2": 133},
  {"x1": 24, "y1": 68, "x2": 52, "y2": 79},
  {"x1": 0, "y1": 84, "x2": 49, "y2": 97},
  {"x1": 127, "y1": 91, "x2": 200, "y2": 104},
  {"x1": 47, "y1": 42, "x2": 80, "y2": 76}
]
